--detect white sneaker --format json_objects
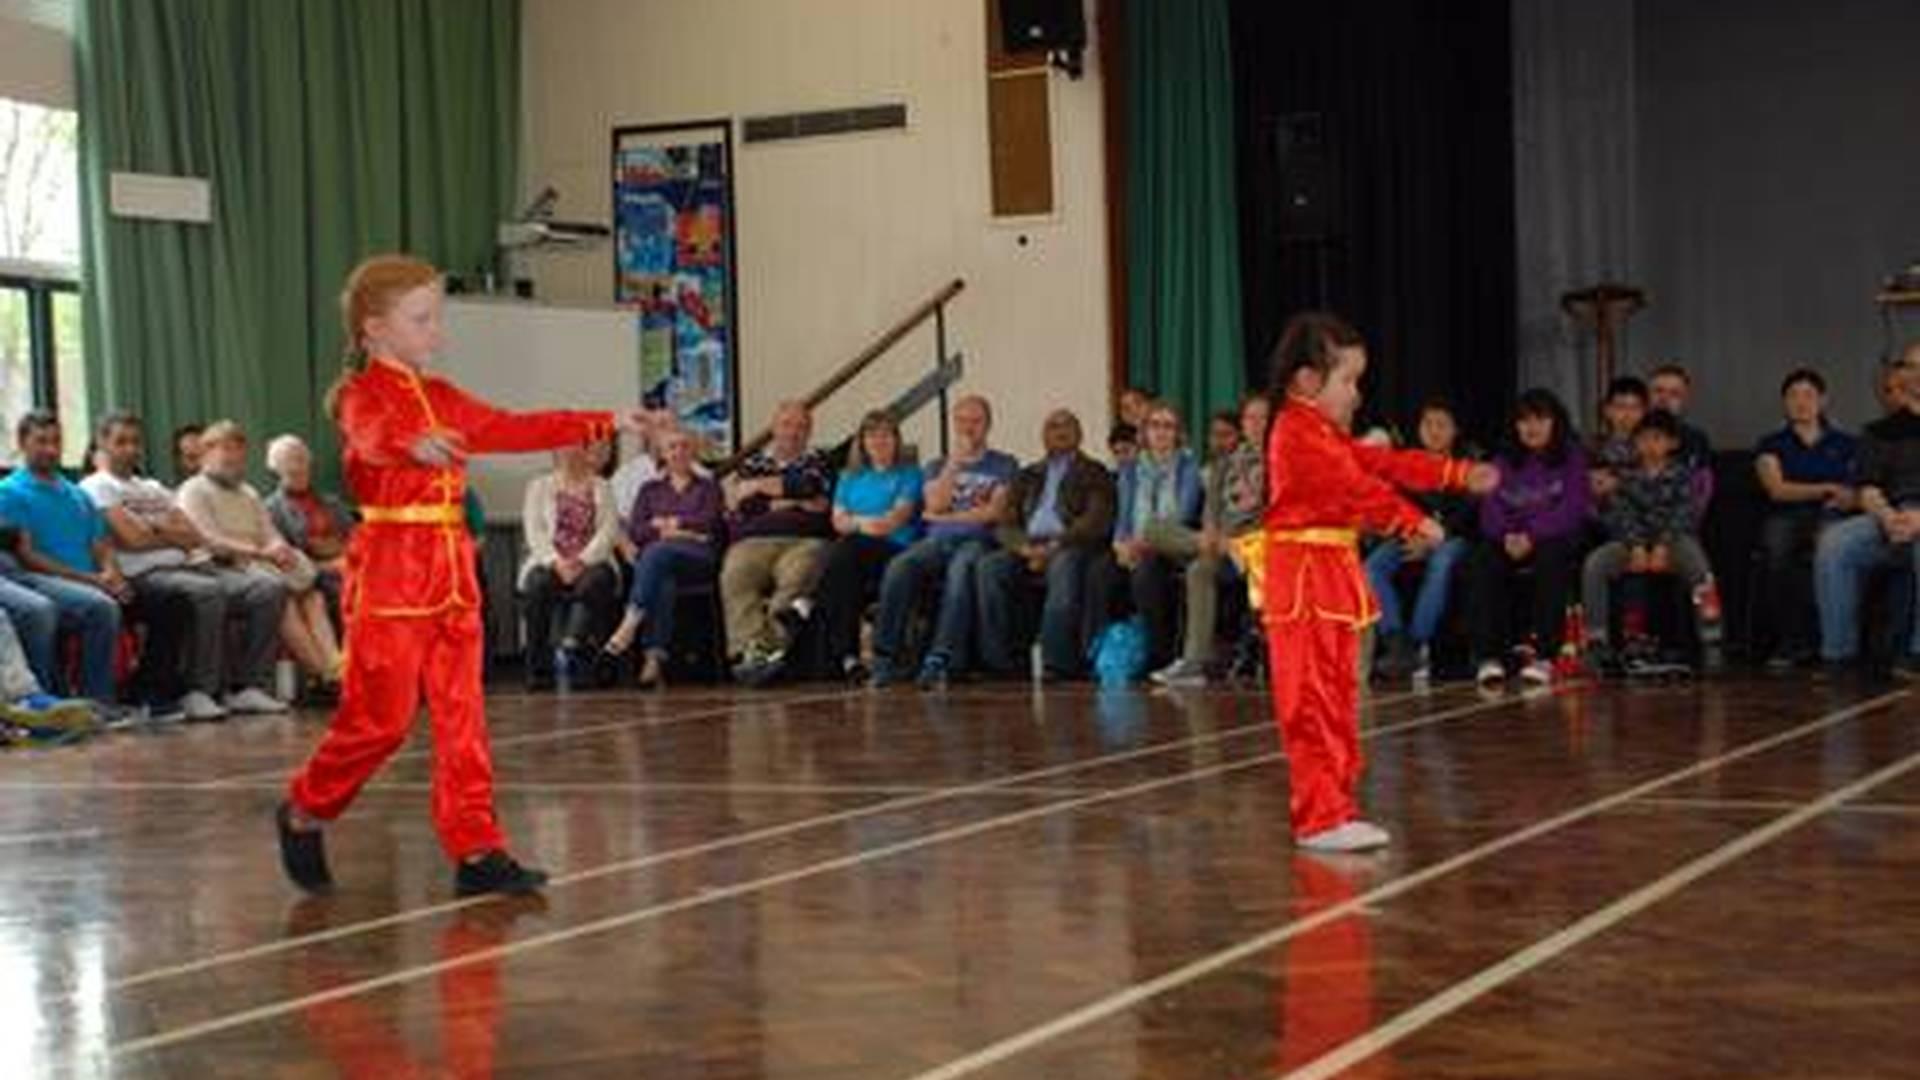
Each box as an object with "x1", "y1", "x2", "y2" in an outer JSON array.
[
  {"x1": 1298, "y1": 820, "x2": 1392, "y2": 853},
  {"x1": 180, "y1": 691, "x2": 228, "y2": 723},
  {"x1": 1520, "y1": 660, "x2": 1553, "y2": 686},
  {"x1": 1475, "y1": 659, "x2": 1506, "y2": 686},
  {"x1": 1150, "y1": 658, "x2": 1209, "y2": 688},
  {"x1": 225, "y1": 687, "x2": 290, "y2": 715}
]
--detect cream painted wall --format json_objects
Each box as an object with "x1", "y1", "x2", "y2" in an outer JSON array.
[
  {"x1": 0, "y1": 15, "x2": 72, "y2": 107},
  {"x1": 520, "y1": 0, "x2": 1112, "y2": 461}
]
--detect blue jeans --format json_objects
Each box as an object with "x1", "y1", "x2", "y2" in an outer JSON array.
[
  {"x1": 872, "y1": 534, "x2": 991, "y2": 668},
  {"x1": 0, "y1": 571, "x2": 60, "y2": 692},
  {"x1": 626, "y1": 541, "x2": 716, "y2": 653},
  {"x1": 976, "y1": 544, "x2": 1103, "y2": 676},
  {"x1": 15, "y1": 572, "x2": 122, "y2": 701},
  {"x1": 1814, "y1": 514, "x2": 1920, "y2": 661},
  {"x1": 1364, "y1": 537, "x2": 1467, "y2": 644}
]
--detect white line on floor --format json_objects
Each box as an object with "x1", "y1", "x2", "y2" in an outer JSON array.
[
  {"x1": 105, "y1": 685, "x2": 1466, "y2": 992},
  {"x1": 900, "y1": 689, "x2": 1909, "y2": 1080},
  {"x1": 0, "y1": 828, "x2": 102, "y2": 846},
  {"x1": 1630, "y1": 795, "x2": 1920, "y2": 817},
  {"x1": 106, "y1": 690, "x2": 1528, "y2": 1051},
  {"x1": 1279, "y1": 743, "x2": 1920, "y2": 1079}
]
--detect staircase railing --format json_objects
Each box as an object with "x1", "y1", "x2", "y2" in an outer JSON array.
[{"x1": 718, "y1": 277, "x2": 966, "y2": 474}]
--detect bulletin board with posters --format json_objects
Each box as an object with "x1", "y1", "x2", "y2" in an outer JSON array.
[{"x1": 611, "y1": 119, "x2": 741, "y2": 455}]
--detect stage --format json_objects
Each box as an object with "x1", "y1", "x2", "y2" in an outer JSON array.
[{"x1": 3, "y1": 675, "x2": 1916, "y2": 1077}]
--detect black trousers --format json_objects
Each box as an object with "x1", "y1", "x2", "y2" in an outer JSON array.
[
  {"x1": 520, "y1": 562, "x2": 621, "y2": 673},
  {"x1": 1756, "y1": 509, "x2": 1823, "y2": 657},
  {"x1": 1467, "y1": 536, "x2": 1578, "y2": 662},
  {"x1": 811, "y1": 534, "x2": 899, "y2": 665}
]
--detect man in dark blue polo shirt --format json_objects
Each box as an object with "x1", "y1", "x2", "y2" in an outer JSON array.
[
  {"x1": 0, "y1": 411, "x2": 127, "y2": 704},
  {"x1": 1753, "y1": 368, "x2": 1858, "y2": 665}
]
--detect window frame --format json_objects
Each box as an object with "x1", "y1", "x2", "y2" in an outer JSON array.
[{"x1": 0, "y1": 262, "x2": 81, "y2": 421}]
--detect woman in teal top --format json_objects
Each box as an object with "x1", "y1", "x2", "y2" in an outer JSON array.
[
  {"x1": 1113, "y1": 401, "x2": 1204, "y2": 671},
  {"x1": 807, "y1": 409, "x2": 921, "y2": 679}
]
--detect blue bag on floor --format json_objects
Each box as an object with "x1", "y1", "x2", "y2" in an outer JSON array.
[{"x1": 1091, "y1": 617, "x2": 1148, "y2": 689}]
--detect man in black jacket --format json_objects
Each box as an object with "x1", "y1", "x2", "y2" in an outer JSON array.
[{"x1": 975, "y1": 410, "x2": 1116, "y2": 680}]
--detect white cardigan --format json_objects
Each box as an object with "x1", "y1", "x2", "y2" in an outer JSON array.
[{"x1": 518, "y1": 472, "x2": 619, "y2": 589}]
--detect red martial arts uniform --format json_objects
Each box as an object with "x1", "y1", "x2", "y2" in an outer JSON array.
[
  {"x1": 288, "y1": 356, "x2": 613, "y2": 860},
  {"x1": 1263, "y1": 397, "x2": 1469, "y2": 838}
]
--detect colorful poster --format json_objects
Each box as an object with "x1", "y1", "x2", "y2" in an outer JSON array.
[{"x1": 613, "y1": 121, "x2": 739, "y2": 454}]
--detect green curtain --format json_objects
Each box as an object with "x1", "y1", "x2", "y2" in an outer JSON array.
[
  {"x1": 75, "y1": 0, "x2": 519, "y2": 482},
  {"x1": 1125, "y1": 0, "x2": 1244, "y2": 440}
]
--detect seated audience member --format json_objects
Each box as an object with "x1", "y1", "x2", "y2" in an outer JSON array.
[
  {"x1": 1112, "y1": 401, "x2": 1203, "y2": 671},
  {"x1": 1154, "y1": 392, "x2": 1270, "y2": 687},
  {"x1": 1879, "y1": 343, "x2": 1919, "y2": 417},
  {"x1": 1753, "y1": 368, "x2": 1858, "y2": 666},
  {"x1": 1205, "y1": 409, "x2": 1241, "y2": 463},
  {"x1": 604, "y1": 428, "x2": 725, "y2": 688},
  {"x1": 264, "y1": 433, "x2": 355, "y2": 618},
  {"x1": 610, "y1": 406, "x2": 684, "y2": 524},
  {"x1": 86, "y1": 412, "x2": 290, "y2": 719},
  {"x1": 1107, "y1": 422, "x2": 1139, "y2": 470},
  {"x1": 721, "y1": 401, "x2": 835, "y2": 682},
  {"x1": 1815, "y1": 351, "x2": 1920, "y2": 673},
  {"x1": 180, "y1": 420, "x2": 343, "y2": 688},
  {"x1": 868, "y1": 395, "x2": 1017, "y2": 688},
  {"x1": 0, "y1": 411, "x2": 127, "y2": 706},
  {"x1": 517, "y1": 438, "x2": 621, "y2": 690},
  {"x1": 1116, "y1": 387, "x2": 1152, "y2": 430},
  {"x1": 0, "y1": 606, "x2": 91, "y2": 729},
  {"x1": 803, "y1": 409, "x2": 920, "y2": 681},
  {"x1": 1466, "y1": 390, "x2": 1590, "y2": 687},
  {"x1": 1580, "y1": 411, "x2": 1722, "y2": 671},
  {"x1": 1647, "y1": 362, "x2": 1713, "y2": 471},
  {"x1": 171, "y1": 423, "x2": 205, "y2": 485},
  {"x1": 1589, "y1": 376, "x2": 1649, "y2": 503},
  {"x1": 976, "y1": 409, "x2": 1117, "y2": 681},
  {"x1": 1365, "y1": 399, "x2": 1478, "y2": 680}
]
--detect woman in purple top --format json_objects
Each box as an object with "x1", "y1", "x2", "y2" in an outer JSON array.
[
  {"x1": 1465, "y1": 388, "x2": 1591, "y2": 687},
  {"x1": 604, "y1": 429, "x2": 726, "y2": 687}
]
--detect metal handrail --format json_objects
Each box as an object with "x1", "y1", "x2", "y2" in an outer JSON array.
[{"x1": 718, "y1": 278, "x2": 965, "y2": 474}]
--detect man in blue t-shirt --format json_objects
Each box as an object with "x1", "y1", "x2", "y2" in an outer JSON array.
[
  {"x1": 868, "y1": 395, "x2": 1018, "y2": 687},
  {"x1": 1753, "y1": 368, "x2": 1858, "y2": 666},
  {"x1": 0, "y1": 411, "x2": 127, "y2": 704}
]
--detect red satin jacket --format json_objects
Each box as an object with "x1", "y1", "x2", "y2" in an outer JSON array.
[
  {"x1": 337, "y1": 356, "x2": 614, "y2": 619},
  {"x1": 1263, "y1": 397, "x2": 1470, "y2": 627}
]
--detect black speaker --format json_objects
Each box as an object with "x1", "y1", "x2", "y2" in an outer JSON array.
[
  {"x1": 999, "y1": 0, "x2": 1087, "y2": 54},
  {"x1": 1274, "y1": 112, "x2": 1338, "y2": 243}
]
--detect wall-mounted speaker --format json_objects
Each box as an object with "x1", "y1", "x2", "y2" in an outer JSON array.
[{"x1": 998, "y1": 0, "x2": 1086, "y2": 55}]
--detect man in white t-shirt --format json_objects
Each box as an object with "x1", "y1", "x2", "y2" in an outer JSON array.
[{"x1": 82, "y1": 412, "x2": 288, "y2": 721}]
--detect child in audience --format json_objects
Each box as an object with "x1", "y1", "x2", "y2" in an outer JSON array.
[
  {"x1": 1364, "y1": 398, "x2": 1479, "y2": 681},
  {"x1": 1262, "y1": 312, "x2": 1492, "y2": 852},
  {"x1": 1580, "y1": 410, "x2": 1722, "y2": 671},
  {"x1": 1467, "y1": 389, "x2": 1589, "y2": 687},
  {"x1": 1589, "y1": 376, "x2": 1648, "y2": 503}
]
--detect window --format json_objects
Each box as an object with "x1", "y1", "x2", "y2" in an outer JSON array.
[{"x1": 1, "y1": 96, "x2": 86, "y2": 465}]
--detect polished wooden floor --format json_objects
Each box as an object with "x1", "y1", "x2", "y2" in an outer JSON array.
[{"x1": 2, "y1": 671, "x2": 1917, "y2": 1078}]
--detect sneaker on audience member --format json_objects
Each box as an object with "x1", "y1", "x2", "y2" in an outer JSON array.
[
  {"x1": 14, "y1": 693, "x2": 99, "y2": 732},
  {"x1": 867, "y1": 656, "x2": 909, "y2": 689},
  {"x1": 1475, "y1": 659, "x2": 1506, "y2": 687},
  {"x1": 915, "y1": 653, "x2": 951, "y2": 692},
  {"x1": 180, "y1": 690, "x2": 229, "y2": 723},
  {"x1": 1520, "y1": 659, "x2": 1553, "y2": 686},
  {"x1": 1150, "y1": 657, "x2": 1210, "y2": 688},
  {"x1": 226, "y1": 687, "x2": 290, "y2": 715}
]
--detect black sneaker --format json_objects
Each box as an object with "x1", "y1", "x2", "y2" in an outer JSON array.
[
  {"x1": 915, "y1": 654, "x2": 951, "y2": 691},
  {"x1": 455, "y1": 850, "x2": 549, "y2": 897},
  {"x1": 276, "y1": 801, "x2": 333, "y2": 893}
]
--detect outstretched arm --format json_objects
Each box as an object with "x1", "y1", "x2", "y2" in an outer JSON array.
[{"x1": 430, "y1": 380, "x2": 616, "y2": 456}]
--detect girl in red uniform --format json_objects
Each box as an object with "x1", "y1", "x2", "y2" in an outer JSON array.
[
  {"x1": 277, "y1": 254, "x2": 625, "y2": 896},
  {"x1": 1263, "y1": 313, "x2": 1495, "y2": 852}
]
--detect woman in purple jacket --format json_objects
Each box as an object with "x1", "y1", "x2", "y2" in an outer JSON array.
[
  {"x1": 1466, "y1": 389, "x2": 1590, "y2": 687},
  {"x1": 604, "y1": 428, "x2": 726, "y2": 688}
]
